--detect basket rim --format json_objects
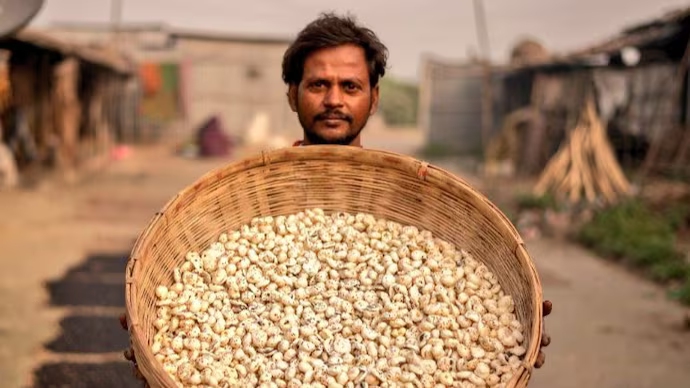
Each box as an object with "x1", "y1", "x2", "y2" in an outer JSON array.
[{"x1": 125, "y1": 145, "x2": 544, "y2": 388}]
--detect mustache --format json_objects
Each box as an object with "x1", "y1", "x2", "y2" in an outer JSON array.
[{"x1": 314, "y1": 111, "x2": 353, "y2": 122}]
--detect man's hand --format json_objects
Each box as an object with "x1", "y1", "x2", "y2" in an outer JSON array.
[
  {"x1": 119, "y1": 314, "x2": 150, "y2": 387},
  {"x1": 535, "y1": 300, "x2": 553, "y2": 368}
]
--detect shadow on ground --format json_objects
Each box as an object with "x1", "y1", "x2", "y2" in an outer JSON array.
[{"x1": 33, "y1": 252, "x2": 142, "y2": 388}]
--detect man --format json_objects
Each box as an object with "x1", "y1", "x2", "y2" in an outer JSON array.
[
  {"x1": 120, "y1": 12, "x2": 552, "y2": 383},
  {"x1": 282, "y1": 13, "x2": 386, "y2": 148}
]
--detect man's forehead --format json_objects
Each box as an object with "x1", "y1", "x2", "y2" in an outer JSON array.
[{"x1": 303, "y1": 45, "x2": 368, "y2": 76}]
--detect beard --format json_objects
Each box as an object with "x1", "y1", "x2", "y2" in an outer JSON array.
[
  {"x1": 297, "y1": 99, "x2": 372, "y2": 146},
  {"x1": 301, "y1": 119, "x2": 366, "y2": 145}
]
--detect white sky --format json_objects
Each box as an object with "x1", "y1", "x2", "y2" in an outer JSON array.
[{"x1": 29, "y1": 0, "x2": 690, "y2": 81}]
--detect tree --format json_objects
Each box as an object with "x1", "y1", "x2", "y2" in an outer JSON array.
[{"x1": 378, "y1": 77, "x2": 419, "y2": 126}]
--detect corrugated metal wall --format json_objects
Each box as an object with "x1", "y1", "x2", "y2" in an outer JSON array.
[
  {"x1": 418, "y1": 57, "x2": 503, "y2": 155},
  {"x1": 596, "y1": 64, "x2": 678, "y2": 142}
]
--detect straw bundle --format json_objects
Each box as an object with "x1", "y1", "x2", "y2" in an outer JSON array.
[
  {"x1": 534, "y1": 97, "x2": 631, "y2": 205},
  {"x1": 125, "y1": 146, "x2": 544, "y2": 388}
]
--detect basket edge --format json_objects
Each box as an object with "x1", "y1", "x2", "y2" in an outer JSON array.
[{"x1": 125, "y1": 145, "x2": 545, "y2": 387}]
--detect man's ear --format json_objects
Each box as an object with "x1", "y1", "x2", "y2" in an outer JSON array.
[
  {"x1": 287, "y1": 85, "x2": 298, "y2": 112},
  {"x1": 369, "y1": 84, "x2": 380, "y2": 116}
]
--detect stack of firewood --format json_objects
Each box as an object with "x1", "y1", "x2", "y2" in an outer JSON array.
[{"x1": 534, "y1": 97, "x2": 631, "y2": 205}]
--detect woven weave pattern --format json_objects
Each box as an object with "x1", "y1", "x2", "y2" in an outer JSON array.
[{"x1": 125, "y1": 145, "x2": 543, "y2": 388}]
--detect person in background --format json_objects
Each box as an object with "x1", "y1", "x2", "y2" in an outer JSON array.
[{"x1": 120, "y1": 12, "x2": 553, "y2": 384}]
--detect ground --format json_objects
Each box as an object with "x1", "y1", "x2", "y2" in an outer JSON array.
[{"x1": 0, "y1": 128, "x2": 689, "y2": 388}]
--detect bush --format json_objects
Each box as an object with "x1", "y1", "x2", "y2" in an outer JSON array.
[
  {"x1": 379, "y1": 77, "x2": 419, "y2": 126},
  {"x1": 515, "y1": 193, "x2": 560, "y2": 212},
  {"x1": 670, "y1": 280, "x2": 690, "y2": 305},
  {"x1": 577, "y1": 199, "x2": 690, "y2": 305},
  {"x1": 662, "y1": 202, "x2": 690, "y2": 231},
  {"x1": 417, "y1": 143, "x2": 457, "y2": 159}
]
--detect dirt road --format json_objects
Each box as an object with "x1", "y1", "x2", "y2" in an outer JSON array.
[
  {"x1": 0, "y1": 145, "x2": 232, "y2": 388},
  {"x1": 1, "y1": 136, "x2": 689, "y2": 388}
]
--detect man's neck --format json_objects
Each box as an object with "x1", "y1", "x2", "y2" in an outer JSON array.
[{"x1": 298, "y1": 138, "x2": 363, "y2": 147}]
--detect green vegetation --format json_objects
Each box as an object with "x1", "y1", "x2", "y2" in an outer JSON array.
[
  {"x1": 670, "y1": 281, "x2": 690, "y2": 306},
  {"x1": 515, "y1": 192, "x2": 561, "y2": 212},
  {"x1": 577, "y1": 199, "x2": 690, "y2": 305},
  {"x1": 658, "y1": 166, "x2": 690, "y2": 184},
  {"x1": 378, "y1": 77, "x2": 419, "y2": 126},
  {"x1": 417, "y1": 143, "x2": 457, "y2": 159},
  {"x1": 416, "y1": 142, "x2": 485, "y2": 160}
]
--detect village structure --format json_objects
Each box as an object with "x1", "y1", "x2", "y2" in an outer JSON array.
[
  {"x1": 0, "y1": 29, "x2": 134, "y2": 186},
  {"x1": 46, "y1": 23, "x2": 303, "y2": 147},
  {"x1": 3, "y1": 6, "x2": 686, "y2": 198},
  {"x1": 0, "y1": 22, "x2": 303, "y2": 189},
  {"x1": 420, "y1": 6, "x2": 690, "y2": 202}
]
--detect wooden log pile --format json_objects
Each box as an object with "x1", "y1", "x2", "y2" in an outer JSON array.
[{"x1": 534, "y1": 97, "x2": 631, "y2": 205}]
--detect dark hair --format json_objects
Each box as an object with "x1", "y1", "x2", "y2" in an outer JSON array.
[{"x1": 282, "y1": 12, "x2": 388, "y2": 88}]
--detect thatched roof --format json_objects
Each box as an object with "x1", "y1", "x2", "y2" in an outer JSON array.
[
  {"x1": 566, "y1": 6, "x2": 690, "y2": 59},
  {"x1": 48, "y1": 22, "x2": 294, "y2": 45},
  {"x1": 0, "y1": 29, "x2": 133, "y2": 74},
  {"x1": 509, "y1": 39, "x2": 551, "y2": 66},
  {"x1": 495, "y1": 6, "x2": 690, "y2": 74}
]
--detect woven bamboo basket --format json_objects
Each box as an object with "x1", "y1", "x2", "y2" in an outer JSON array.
[{"x1": 125, "y1": 145, "x2": 544, "y2": 388}]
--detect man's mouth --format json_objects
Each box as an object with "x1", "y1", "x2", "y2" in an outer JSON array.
[
  {"x1": 321, "y1": 118, "x2": 346, "y2": 128},
  {"x1": 316, "y1": 112, "x2": 352, "y2": 123}
]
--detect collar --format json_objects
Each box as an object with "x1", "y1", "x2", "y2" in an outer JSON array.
[{"x1": 293, "y1": 140, "x2": 363, "y2": 148}]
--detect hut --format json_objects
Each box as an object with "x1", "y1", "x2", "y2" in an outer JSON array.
[
  {"x1": 419, "y1": 6, "x2": 690, "y2": 183},
  {"x1": 0, "y1": 29, "x2": 135, "y2": 185},
  {"x1": 44, "y1": 23, "x2": 301, "y2": 146},
  {"x1": 493, "y1": 6, "x2": 690, "y2": 178}
]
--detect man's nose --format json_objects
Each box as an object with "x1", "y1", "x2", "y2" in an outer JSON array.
[{"x1": 324, "y1": 86, "x2": 344, "y2": 107}]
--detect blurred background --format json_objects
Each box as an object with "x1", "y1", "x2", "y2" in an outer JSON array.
[{"x1": 1, "y1": 0, "x2": 689, "y2": 387}]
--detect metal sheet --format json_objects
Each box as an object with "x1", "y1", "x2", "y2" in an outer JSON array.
[{"x1": 0, "y1": 0, "x2": 44, "y2": 38}]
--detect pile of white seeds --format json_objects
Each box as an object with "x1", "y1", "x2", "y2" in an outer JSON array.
[{"x1": 151, "y1": 209, "x2": 527, "y2": 388}]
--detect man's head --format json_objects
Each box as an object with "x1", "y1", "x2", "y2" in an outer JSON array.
[{"x1": 282, "y1": 12, "x2": 388, "y2": 146}]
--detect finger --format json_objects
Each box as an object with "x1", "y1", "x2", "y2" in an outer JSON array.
[
  {"x1": 534, "y1": 351, "x2": 546, "y2": 368},
  {"x1": 124, "y1": 348, "x2": 134, "y2": 362},
  {"x1": 541, "y1": 332, "x2": 552, "y2": 347},
  {"x1": 543, "y1": 300, "x2": 553, "y2": 316},
  {"x1": 124, "y1": 348, "x2": 137, "y2": 365},
  {"x1": 119, "y1": 314, "x2": 128, "y2": 331}
]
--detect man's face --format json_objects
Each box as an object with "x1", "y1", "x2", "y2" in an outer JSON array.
[{"x1": 288, "y1": 44, "x2": 379, "y2": 145}]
